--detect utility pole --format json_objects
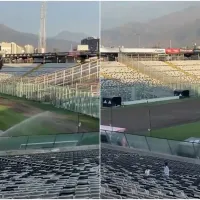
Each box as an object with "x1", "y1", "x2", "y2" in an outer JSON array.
[{"x1": 38, "y1": 1, "x2": 46, "y2": 53}]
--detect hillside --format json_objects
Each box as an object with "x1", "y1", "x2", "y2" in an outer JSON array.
[
  {"x1": 101, "y1": 6, "x2": 200, "y2": 48},
  {"x1": 53, "y1": 30, "x2": 89, "y2": 42},
  {"x1": 0, "y1": 24, "x2": 78, "y2": 52}
]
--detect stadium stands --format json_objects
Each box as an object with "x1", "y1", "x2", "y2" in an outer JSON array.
[
  {"x1": 101, "y1": 56, "x2": 200, "y2": 101},
  {"x1": 139, "y1": 61, "x2": 197, "y2": 84},
  {"x1": 101, "y1": 61, "x2": 173, "y2": 101},
  {"x1": 28, "y1": 63, "x2": 74, "y2": 77},
  {"x1": 23, "y1": 61, "x2": 99, "y2": 89},
  {"x1": 0, "y1": 64, "x2": 37, "y2": 77},
  {"x1": 119, "y1": 55, "x2": 200, "y2": 97},
  {"x1": 0, "y1": 60, "x2": 100, "y2": 117},
  {"x1": 101, "y1": 145, "x2": 200, "y2": 199},
  {"x1": 169, "y1": 60, "x2": 200, "y2": 79},
  {"x1": 0, "y1": 61, "x2": 99, "y2": 91},
  {"x1": 0, "y1": 147, "x2": 99, "y2": 199}
]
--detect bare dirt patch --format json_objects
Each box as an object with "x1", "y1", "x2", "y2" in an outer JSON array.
[
  {"x1": 12, "y1": 103, "x2": 42, "y2": 117},
  {"x1": 0, "y1": 97, "x2": 91, "y2": 133},
  {"x1": 101, "y1": 98, "x2": 200, "y2": 134},
  {"x1": 0, "y1": 97, "x2": 15, "y2": 108},
  {"x1": 0, "y1": 97, "x2": 42, "y2": 117}
]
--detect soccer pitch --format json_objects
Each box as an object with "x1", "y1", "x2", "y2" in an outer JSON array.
[
  {"x1": 150, "y1": 121, "x2": 200, "y2": 141},
  {"x1": 0, "y1": 93, "x2": 99, "y2": 133},
  {"x1": 0, "y1": 94, "x2": 99, "y2": 151}
]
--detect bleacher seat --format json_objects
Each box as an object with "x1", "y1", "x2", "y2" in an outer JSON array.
[
  {"x1": 29, "y1": 63, "x2": 74, "y2": 76},
  {"x1": 1, "y1": 64, "x2": 37, "y2": 76},
  {"x1": 0, "y1": 149, "x2": 100, "y2": 199},
  {"x1": 101, "y1": 62, "x2": 173, "y2": 101},
  {"x1": 170, "y1": 60, "x2": 200, "y2": 78},
  {"x1": 101, "y1": 146, "x2": 200, "y2": 199}
]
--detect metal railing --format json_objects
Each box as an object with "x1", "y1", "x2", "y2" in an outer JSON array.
[
  {"x1": 0, "y1": 84, "x2": 99, "y2": 118},
  {"x1": 101, "y1": 78, "x2": 169, "y2": 101},
  {"x1": 118, "y1": 54, "x2": 200, "y2": 98},
  {"x1": 118, "y1": 54, "x2": 193, "y2": 61},
  {"x1": 0, "y1": 132, "x2": 99, "y2": 151},
  {"x1": 0, "y1": 61, "x2": 100, "y2": 118},
  {"x1": 101, "y1": 131, "x2": 200, "y2": 159},
  {"x1": 3, "y1": 60, "x2": 100, "y2": 88}
]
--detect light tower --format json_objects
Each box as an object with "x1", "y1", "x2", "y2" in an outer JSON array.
[{"x1": 38, "y1": 1, "x2": 46, "y2": 53}]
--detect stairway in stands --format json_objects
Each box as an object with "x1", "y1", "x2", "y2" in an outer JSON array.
[
  {"x1": 164, "y1": 61, "x2": 199, "y2": 81},
  {"x1": 22, "y1": 63, "x2": 44, "y2": 77}
]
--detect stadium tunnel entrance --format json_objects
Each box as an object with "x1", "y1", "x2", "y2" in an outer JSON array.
[{"x1": 101, "y1": 53, "x2": 118, "y2": 61}]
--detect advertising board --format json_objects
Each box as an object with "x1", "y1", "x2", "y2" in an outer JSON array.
[
  {"x1": 100, "y1": 125, "x2": 126, "y2": 132},
  {"x1": 100, "y1": 48, "x2": 119, "y2": 53},
  {"x1": 179, "y1": 49, "x2": 193, "y2": 54},
  {"x1": 193, "y1": 49, "x2": 200, "y2": 53},
  {"x1": 165, "y1": 48, "x2": 180, "y2": 54},
  {"x1": 77, "y1": 45, "x2": 89, "y2": 51},
  {"x1": 121, "y1": 48, "x2": 165, "y2": 54},
  {"x1": 152, "y1": 49, "x2": 166, "y2": 54}
]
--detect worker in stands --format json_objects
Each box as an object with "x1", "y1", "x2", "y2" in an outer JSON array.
[
  {"x1": 116, "y1": 136, "x2": 127, "y2": 147},
  {"x1": 145, "y1": 169, "x2": 150, "y2": 176},
  {"x1": 121, "y1": 136, "x2": 127, "y2": 147},
  {"x1": 164, "y1": 162, "x2": 170, "y2": 178}
]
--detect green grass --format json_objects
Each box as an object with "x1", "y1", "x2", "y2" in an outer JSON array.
[
  {"x1": 0, "y1": 94, "x2": 99, "y2": 150},
  {"x1": 27, "y1": 101, "x2": 99, "y2": 131},
  {"x1": 0, "y1": 105, "x2": 26, "y2": 131},
  {"x1": 150, "y1": 121, "x2": 200, "y2": 141},
  {"x1": 0, "y1": 93, "x2": 99, "y2": 131}
]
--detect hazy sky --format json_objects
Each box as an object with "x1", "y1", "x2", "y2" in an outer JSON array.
[
  {"x1": 0, "y1": 1, "x2": 199, "y2": 37},
  {"x1": 0, "y1": 1, "x2": 100, "y2": 37},
  {"x1": 101, "y1": 1, "x2": 200, "y2": 30}
]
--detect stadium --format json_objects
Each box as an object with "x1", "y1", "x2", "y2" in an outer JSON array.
[
  {"x1": 0, "y1": 59, "x2": 100, "y2": 199},
  {"x1": 101, "y1": 47, "x2": 200, "y2": 199}
]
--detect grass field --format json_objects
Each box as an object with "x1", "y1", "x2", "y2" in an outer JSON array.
[
  {"x1": 0, "y1": 93, "x2": 99, "y2": 133},
  {"x1": 150, "y1": 121, "x2": 200, "y2": 141},
  {"x1": 0, "y1": 105, "x2": 26, "y2": 131},
  {"x1": 0, "y1": 93, "x2": 99, "y2": 151}
]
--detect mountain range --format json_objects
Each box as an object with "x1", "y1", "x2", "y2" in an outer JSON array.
[
  {"x1": 53, "y1": 31, "x2": 89, "y2": 43},
  {"x1": 2, "y1": 5, "x2": 200, "y2": 50},
  {"x1": 101, "y1": 6, "x2": 200, "y2": 48},
  {"x1": 0, "y1": 24, "x2": 88, "y2": 52}
]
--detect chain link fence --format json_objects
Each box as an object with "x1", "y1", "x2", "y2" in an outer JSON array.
[
  {"x1": 113, "y1": 54, "x2": 200, "y2": 100},
  {"x1": 0, "y1": 82, "x2": 99, "y2": 118}
]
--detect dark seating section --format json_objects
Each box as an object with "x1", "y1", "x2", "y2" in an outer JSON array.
[
  {"x1": 0, "y1": 149, "x2": 100, "y2": 199},
  {"x1": 101, "y1": 147, "x2": 200, "y2": 199}
]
